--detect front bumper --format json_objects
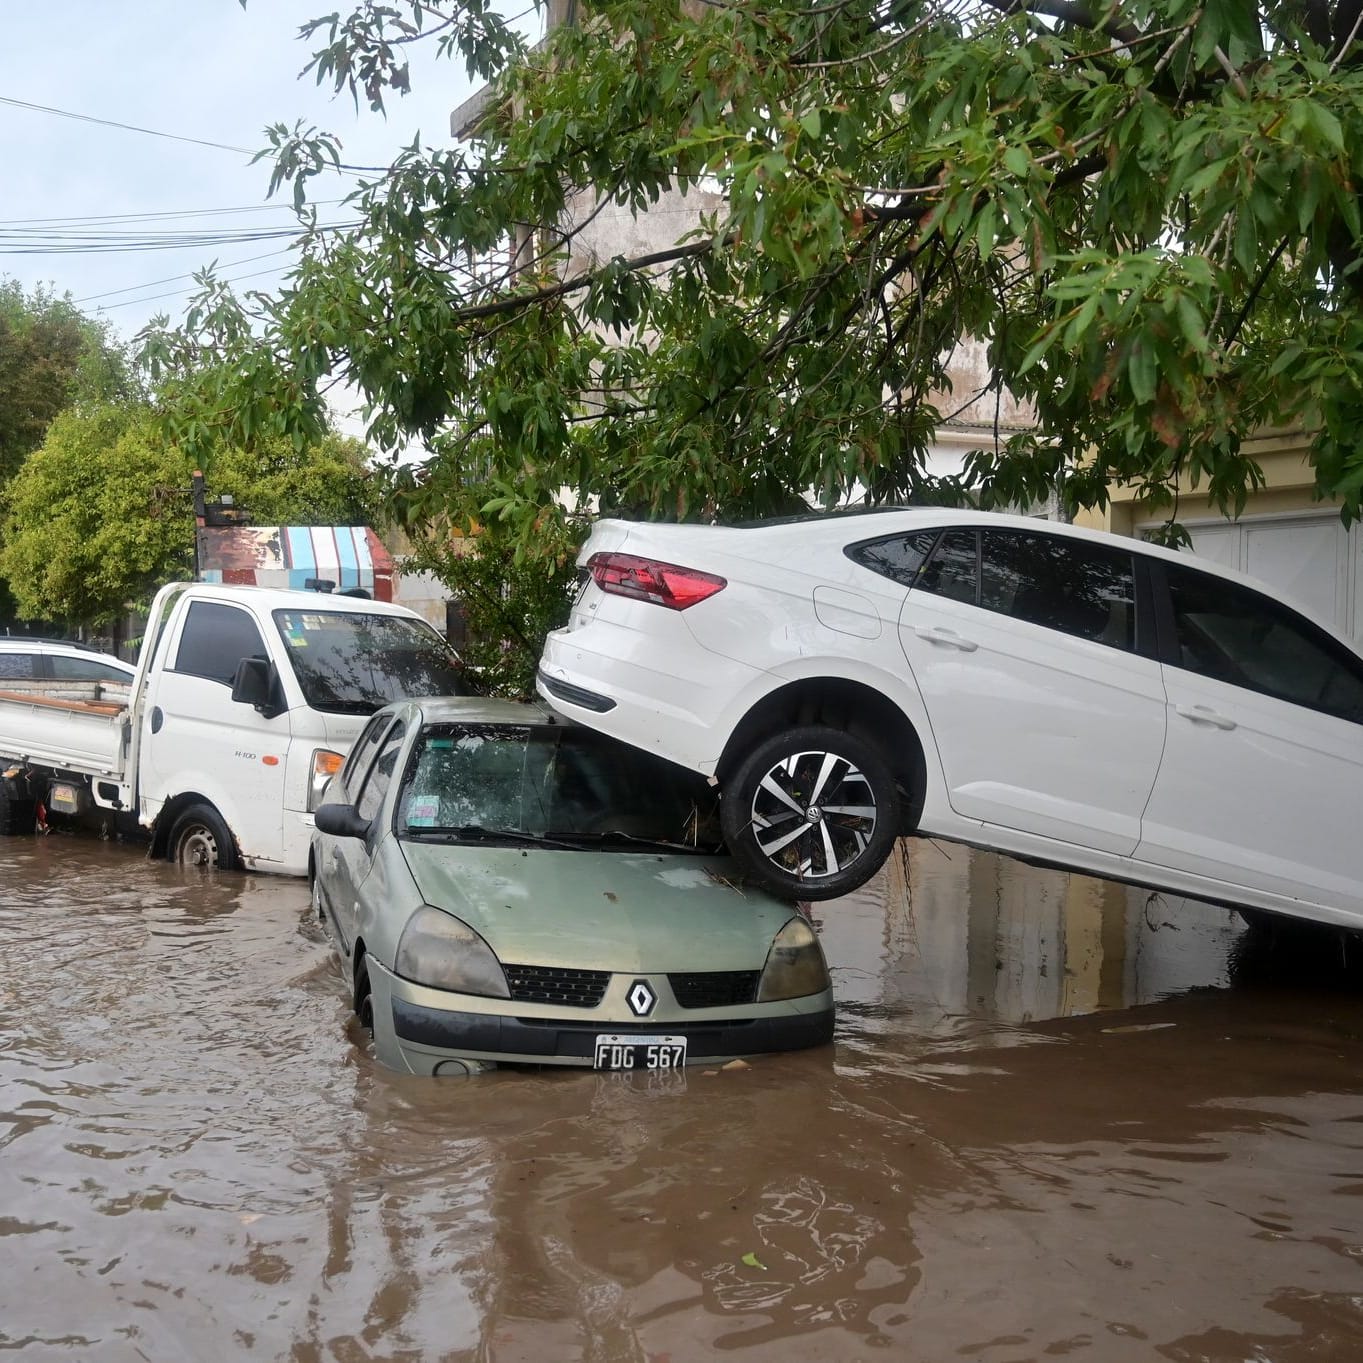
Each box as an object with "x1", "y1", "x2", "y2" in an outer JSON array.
[{"x1": 367, "y1": 959, "x2": 834, "y2": 1075}]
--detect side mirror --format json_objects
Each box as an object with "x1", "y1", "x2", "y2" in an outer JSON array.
[
  {"x1": 231, "y1": 656, "x2": 286, "y2": 719},
  {"x1": 314, "y1": 803, "x2": 372, "y2": 840}
]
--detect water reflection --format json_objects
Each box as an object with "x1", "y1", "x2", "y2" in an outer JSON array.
[
  {"x1": 822, "y1": 837, "x2": 1243, "y2": 1033},
  {"x1": 3, "y1": 834, "x2": 1363, "y2": 1362}
]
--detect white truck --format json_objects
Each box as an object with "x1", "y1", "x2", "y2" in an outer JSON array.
[{"x1": 0, "y1": 581, "x2": 467, "y2": 875}]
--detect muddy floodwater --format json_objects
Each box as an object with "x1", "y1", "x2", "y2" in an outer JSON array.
[{"x1": 4, "y1": 835, "x2": 1363, "y2": 1362}]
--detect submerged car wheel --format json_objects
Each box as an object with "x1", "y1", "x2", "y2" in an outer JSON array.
[
  {"x1": 167, "y1": 802, "x2": 239, "y2": 872},
  {"x1": 0, "y1": 787, "x2": 36, "y2": 837},
  {"x1": 721, "y1": 724, "x2": 900, "y2": 902},
  {"x1": 353, "y1": 961, "x2": 375, "y2": 1034}
]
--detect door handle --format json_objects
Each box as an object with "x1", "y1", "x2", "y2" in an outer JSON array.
[
  {"x1": 1175, "y1": 703, "x2": 1237, "y2": 731},
  {"x1": 913, "y1": 625, "x2": 978, "y2": 652}
]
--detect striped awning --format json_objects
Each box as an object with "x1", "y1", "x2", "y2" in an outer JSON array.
[{"x1": 197, "y1": 525, "x2": 395, "y2": 601}]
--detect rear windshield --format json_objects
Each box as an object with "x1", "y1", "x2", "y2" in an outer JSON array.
[
  {"x1": 273, "y1": 609, "x2": 467, "y2": 714},
  {"x1": 396, "y1": 723, "x2": 723, "y2": 853}
]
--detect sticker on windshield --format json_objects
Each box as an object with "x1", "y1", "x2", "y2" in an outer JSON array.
[{"x1": 407, "y1": 795, "x2": 439, "y2": 827}]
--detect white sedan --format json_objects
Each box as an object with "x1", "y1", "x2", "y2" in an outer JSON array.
[{"x1": 538, "y1": 509, "x2": 1363, "y2": 927}]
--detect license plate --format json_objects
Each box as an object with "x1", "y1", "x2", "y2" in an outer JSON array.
[
  {"x1": 593, "y1": 1034, "x2": 687, "y2": 1071},
  {"x1": 48, "y1": 781, "x2": 81, "y2": 814}
]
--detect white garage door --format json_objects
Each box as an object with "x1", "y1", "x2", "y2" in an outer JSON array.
[{"x1": 1146, "y1": 513, "x2": 1361, "y2": 645}]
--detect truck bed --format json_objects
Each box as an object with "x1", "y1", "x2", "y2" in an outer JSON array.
[{"x1": 0, "y1": 681, "x2": 129, "y2": 777}]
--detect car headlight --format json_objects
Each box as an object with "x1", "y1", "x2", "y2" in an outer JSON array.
[
  {"x1": 757, "y1": 916, "x2": 830, "y2": 1002},
  {"x1": 394, "y1": 905, "x2": 510, "y2": 998},
  {"x1": 308, "y1": 749, "x2": 346, "y2": 812}
]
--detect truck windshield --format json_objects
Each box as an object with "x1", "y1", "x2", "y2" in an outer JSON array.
[{"x1": 273, "y1": 609, "x2": 468, "y2": 713}]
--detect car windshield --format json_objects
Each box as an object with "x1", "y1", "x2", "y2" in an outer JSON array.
[
  {"x1": 273, "y1": 609, "x2": 468, "y2": 714},
  {"x1": 395, "y1": 723, "x2": 724, "y2": 854}
]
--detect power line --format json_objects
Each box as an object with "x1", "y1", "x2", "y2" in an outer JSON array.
[
  {"x1": 73, "y1": 248, "x2": 302, "y2": 304},
  {"x1": 0, "y1": 221, "x2": 362, "y2": 255},
  {"x1": 0, "y1": 94, "x2": 255, "y2": 155},
  {"x1": 0, "y1": 201, "x2": 344, "y2": 228},
  {"x1": 0, "y1": 94, "x2": 391, "y2": 177},
  {"x1": 92, "y1": 264, "x2": 298, "y2": 313}
]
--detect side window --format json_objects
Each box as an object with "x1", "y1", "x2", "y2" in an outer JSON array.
[
  {"x1": 356, "y1": 721, "x2": 406, "y2": 822},
  {"x1": 916, "y1": 529, "x2": 978, "y2": 605},
  {"x1": 845, "y1": 531, "x2": 939, "y2": 587},
  {"x1": 0, "y1": 652, "x2": 37, "y2": 680},
  {"x1": 981, "y1": 530, "x2": 1136, "y2": 651},
  {"x1": 342, "y1": 715, "x2": 394, "y2": 801},
  {"x1": 1165, "y1": 566, "x2": 1363, "y2": 723},
  {"x1": 49, "y1": 655, "x2": 129, "y2": 683},
  {"x1": 174, "y1": 603, "x2": 268, "y2": 686}
]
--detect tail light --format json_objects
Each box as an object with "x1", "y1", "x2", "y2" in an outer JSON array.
[{"x1": 587, "y1": 552, "x2": 727, "y2": 610}]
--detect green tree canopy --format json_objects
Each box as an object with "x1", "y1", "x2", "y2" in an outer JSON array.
[
  {"x1": 142, "y1": 0, "x2": 1363, "y2": 556},
  {"x1": 0, "y1": 402, "x2": 380, "y2": 626},
  {"x1": 0, "y1": 279, "x2": 136, "y2": 485}
]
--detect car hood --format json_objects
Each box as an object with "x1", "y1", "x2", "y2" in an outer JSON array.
[{"x1": 400, "y1": 842, "x2": 799, "y2": 972}]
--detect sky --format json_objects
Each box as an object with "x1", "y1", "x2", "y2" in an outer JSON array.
[{"x1": 0, "y1": 1, "x2": 521, "y2": 344}]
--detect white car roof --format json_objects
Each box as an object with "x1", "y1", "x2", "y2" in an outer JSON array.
[
  {"x1": 0, "y1": 637, "x2": 132, "y2": 664},
  {"x1": 588, "y1": 508, "x2": 1357, "y2": 650},
  {"x1": 176, "y1": 582, "x2": 424, "y2": 618}
]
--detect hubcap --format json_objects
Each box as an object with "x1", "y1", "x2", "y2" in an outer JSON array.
[
  {"x1": 748, "y1": 749, "x2": 877, "y2": 881},
  {"x1": 180, "y1": 828, "x2": 217, "y2": 868}
]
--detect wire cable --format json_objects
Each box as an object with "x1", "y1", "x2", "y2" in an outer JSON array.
[
  {"x1": 72, "y1": 247, "x2": 302, "y2": 304},
  {"x1": 0, "y1": 94, "x2": 255, "y2": 155},
  {"x1": 92, "y1": 264, "x2": 298, "y2": 313},
  {"x1": 0, "y1": 201, "x2": 345, "y2": 228},
  {"x1": 0, "y1": 221, "x2": 362, "y2": 255}
]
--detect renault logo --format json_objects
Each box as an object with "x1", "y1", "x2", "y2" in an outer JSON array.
[{"x1": 627, "y1": 979, "x2": 656, "y2": 1017}]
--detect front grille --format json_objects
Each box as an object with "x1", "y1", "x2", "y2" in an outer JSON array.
[
  {"x1": 504, "y1": 964, "x2": 609, "y2": 1008},
  {"x1": 668, "y1": 970, "x2": 759, "y2": 1009}
]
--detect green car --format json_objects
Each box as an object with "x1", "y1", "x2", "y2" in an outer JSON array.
[{"x1": 310, "y1": 697, "x2": 834, "y2": 1075}]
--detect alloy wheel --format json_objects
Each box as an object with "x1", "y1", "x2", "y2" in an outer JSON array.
[{"x1": 748, "y1": 748, "x2": 878, "y2": 882}]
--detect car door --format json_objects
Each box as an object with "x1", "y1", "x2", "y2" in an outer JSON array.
[
  {"x1": 138, "y1": 601, "x2": 290, "y2": 860},
  {"x1": 1135, "y1": 561, "x2": 1363, "y2": 914},
  {"x1": 325, "y1": 718, "x2": 407, "y2": 952},
  {"x1": 896, "y1": 526, "x2": 1167, "y2": 856}
]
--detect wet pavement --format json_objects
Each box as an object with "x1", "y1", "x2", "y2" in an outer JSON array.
[{"x1": 3, "y1": 833, "x2": 1363, "y2": 1361}]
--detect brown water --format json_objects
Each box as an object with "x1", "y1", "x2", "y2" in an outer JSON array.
[{"x1": 4, "y1": 833, "x2": 1363, "y2": 1362}]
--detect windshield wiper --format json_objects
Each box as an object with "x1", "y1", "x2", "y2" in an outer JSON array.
[
  {"x1": 545, "y1": 829, "x2": 718, "y2": 854},
  {"x1": 405, "y1": 824, "x2": 579, "y2": 850}
]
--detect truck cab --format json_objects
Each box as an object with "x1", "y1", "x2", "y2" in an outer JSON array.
[{"x1": 0, "y1": 582, "x2": 468, "y2": 875}]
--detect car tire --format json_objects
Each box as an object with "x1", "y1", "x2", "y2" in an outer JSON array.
[
  {"x1": 167, "y1": 802, "x2": 239, "y2": 872},
  {"x1": 353, "y1": 960, "x2": 375, "y2": 1034},
  {"x1": 720, "y1": 723, "x2": 900, "y2": 902},
  {"x1": 311, "y1": 873, "x2": 326, "y2": 923},
  {"x1": 0, "y1": 786, "x2": 36, "y2": 837}
]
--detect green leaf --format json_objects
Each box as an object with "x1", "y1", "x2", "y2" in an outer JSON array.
[{"x1": 1128, "y1": 338, "x2": 1157, "y2": 405}]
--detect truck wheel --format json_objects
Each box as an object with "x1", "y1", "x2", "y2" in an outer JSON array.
[
  {"x1": 720, "y1": 724, "x2": 900, "y2": 902},
  {"x1": 167, "y1": 803, "x2": 239, "y2": 872},
  {"x1": 0, "y1": 786, "x2": 36, "y2": 836}
]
